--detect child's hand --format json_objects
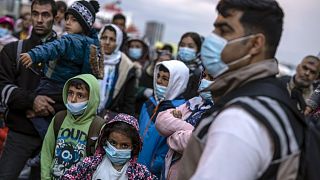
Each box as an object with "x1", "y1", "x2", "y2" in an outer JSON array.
[
  {"x1": 171, "y1": 109, "x2": 182, "y2": 119},
  {"x1": 20, "y1": 53, "x2": 33, "y2": 68}
]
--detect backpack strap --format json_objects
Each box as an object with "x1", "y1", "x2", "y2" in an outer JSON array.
[
  {"x1": 16, "y1": 40, "x2": 23, "y2": 71},
  {"x1": 53, "y1": 110, "x2": 67, "y2": 140},
  {"x1": 86, "y1": 116, "x2": 106, "y2": 156},
  {"x1": 196, "y1": 77, "x2": 304, "y2": 179}
]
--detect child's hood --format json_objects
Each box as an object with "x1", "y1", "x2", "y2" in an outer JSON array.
[
  {"x1": 62, "y1": 74, "x2": 100, "y2": 123},
  {"x1": 96, "y1": 113, "x2": 142, "y2": 157},
  {"x1": 154, "y1": 60, "x2": 189, "y2": 101}
]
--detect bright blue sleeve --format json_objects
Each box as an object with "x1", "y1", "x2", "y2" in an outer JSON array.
[
  {"x1": 28, "y1": 34, "x2": 85, "y2": 64},
  {"x1": 150, "y1": 136, "x2": 168, "y2": 176}
]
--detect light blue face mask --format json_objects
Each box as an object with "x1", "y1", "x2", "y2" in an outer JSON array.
[
  {"x1": 155, "y1": 83, "x2": 167, "y2": 101},
  {"x1": 129, "y1": 48, "x2": 143, "y2": 60},
  {"x1": 0, "y1": 27, "x2": 10, "y2": 37},
  {"x1": 178, "y1": 47, "x2": 197, "y2": 62},
  {"x1": 198, "y1": 78, "x2": 214, "y2": 101},
  {"x1": 65, "y1": 101, "x2": 88, "y2": 116},
  {"x1": 201, "y1": 33, "x2": 254, "y2": 78},
  {"x1": 104, "y1": 141, "x2": 131, "y2": 166}
]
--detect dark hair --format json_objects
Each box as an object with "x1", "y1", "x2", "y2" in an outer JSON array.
[
  {"x1": 56, "y1": 1, "x2": 67, "y2": 12},
  {"x1": 217, "y1": 0, "x2": 284, "y2": 57},
  {"x1": 68, "y1": 78, "x2": 90, "y2": 92},
  {"x1": 31, "y1": 0, "x2": 57, "y2": 17},
  {"x1": 159, "y1": 64, "x2": 169, "y2": 73},
  {"x1": 102, "y1": 121, "x2": 141, "y2": 157},
  {"x1": 178, "y1": 32, "x2": 202, "y2": 53},
  {"x1": 102, "y1": 25, "x2": 117, "y2": 37},
  {"x1": 112, "y1": 13, "x2": 126, "y2": 23},
  {"x1": 162, "y1": 44, "x2": 173, "y2": 54}
]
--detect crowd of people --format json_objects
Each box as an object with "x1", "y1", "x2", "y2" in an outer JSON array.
[{"x1": 0, "y1": 0, "x2": 319, "y2": 179}]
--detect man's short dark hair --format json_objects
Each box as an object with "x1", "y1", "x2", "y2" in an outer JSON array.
[
  {"x1": 31, "y1": 0, "x2": 58, "y2": 17},
  {"x1": 112, "y1": 13, "x2": 126, "y2": 23},
  {"x1": 217, "y1": 0, "x2": 284, "y2": 58}
]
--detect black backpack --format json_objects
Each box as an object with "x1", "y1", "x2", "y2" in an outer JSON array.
[
  {"x1": 53, "y1": 110, "x2": 105, "y2": 156},
  {"x1": 206, "y1": 77, "x2": 320, "y2": 179}
]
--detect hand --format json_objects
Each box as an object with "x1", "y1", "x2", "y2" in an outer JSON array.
[
  {"x1": 33, "y1": 95, "x2": 55, "y2": 116},
  {"x1": 171, "y1": 109, "x2": 182, "y2": 119},
  {"x1": 26, "y1": 110, "x2": 36, "y2": 118},
  {"x1": 20, "y1": 53, "x2": 33, "y2": 68},
  {"x1": 304, "y1": 106, "x2": 313, "y2": 116}
]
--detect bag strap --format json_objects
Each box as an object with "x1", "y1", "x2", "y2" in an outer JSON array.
[
  {"x1": 86, "y1": 115, "x2": 105, "y2": 156},
  {"x1": 16, "y1": 40, "x2": 23, "y2": 71},
  {"x1": 53, "y1": 110, "x2": 67, "y2": 140}
]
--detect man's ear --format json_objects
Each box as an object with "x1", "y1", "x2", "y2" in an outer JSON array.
[{"x1": 248, "y1": 33, "x2": 265, "y2": 56}]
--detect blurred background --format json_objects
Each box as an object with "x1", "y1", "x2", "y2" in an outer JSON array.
[{"x1": 1, "y1": 0, "x2": 319, "y2": 74}]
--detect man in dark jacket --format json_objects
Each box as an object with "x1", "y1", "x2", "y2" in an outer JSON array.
[{"x1": 0, "y1": 0, "x2": 57, "y2": 179}]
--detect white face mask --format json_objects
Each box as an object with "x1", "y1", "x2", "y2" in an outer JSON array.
[
  {"x1": 201, "y1": 33, "x2": 255, "y2": 78},
  {"x1": 65, "y1": 100, "x2": 88, "y2": 115}
]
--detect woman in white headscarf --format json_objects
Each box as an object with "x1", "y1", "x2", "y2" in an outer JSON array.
[{"x1": 98, "y1": 24, "x2": 137, "y2": 116}]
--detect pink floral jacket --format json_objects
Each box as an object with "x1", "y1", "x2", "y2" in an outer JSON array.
[{"x1": 62, "y1": 147, "x2": 157, "y2": 180}]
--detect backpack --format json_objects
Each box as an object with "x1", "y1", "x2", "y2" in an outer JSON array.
[
  {"x1": 53, "y1": 110, "x2": 105, "y2": 156},
  {"x1": 199, "y1": 77, "x2": 320, "y2": 179}
]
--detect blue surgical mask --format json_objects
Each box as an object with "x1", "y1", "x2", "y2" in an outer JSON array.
[
  {"x1": 0, "y1": 27, "x2": 9, "y2": 37},
  {"x1": 155, "y1": 83, "x2": 167, "y2": 101},
  {"x1": 65, "y1": 101, "x2": 88, "y2": 116},
  {"x1": 201, "y1": 33, "x2": 254, "y2": 78},
  {"x1": 178, "y1": 47, "x2": 196, "y2": 62},
  {"x1": 104, "y1": 141, "x2": 131, "y2": 165},
  {"x1": 129, "y1": 48, "x2": 143, "y2": 60},
  {"x1": 198, "y1": 79, "x2": 214, "y2": 101}
]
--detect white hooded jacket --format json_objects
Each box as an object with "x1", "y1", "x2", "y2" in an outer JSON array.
[{"x1": 153, "y1": 60, "x2": 190, "y2": 102}]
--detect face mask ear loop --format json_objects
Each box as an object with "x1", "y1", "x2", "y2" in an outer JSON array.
[{"x1": 227, "y1": 34, "x2": 256, "y2": 45}]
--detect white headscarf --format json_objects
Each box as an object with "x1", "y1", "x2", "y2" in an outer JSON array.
[
  {"x1": 99, "y1": 24, "x2": 123, "y2": 65},
  {"x1": 153, "y1": 60, "x2": 190, "y2": 102},
  {"x1": 98, "y1": 24, "x2": 124, "y2": 112}
]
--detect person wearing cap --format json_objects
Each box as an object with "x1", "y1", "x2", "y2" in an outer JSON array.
[
  {"x1": 0, "y1": 15, "x2": 18, "y2": 50},
  {"x1": 62, "y1": 113, "x2": 157, "y2": 180},
  {"x1": 0, "y1": 0, "x2": 58, "y2": 179},
  {"x1": 19, "y1": 0, "x2": 101, "y2": 142},
  {"x1": 0, "y1": 15, "x2": 15, "y2": 37}
]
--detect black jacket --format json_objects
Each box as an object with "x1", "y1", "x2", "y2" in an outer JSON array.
[
  {"x1": 103, "y1": 53, "x2": 138, "y2": 116},
  {"x1": 0, "y1": 31, "x2": 57, "y2": 136}
]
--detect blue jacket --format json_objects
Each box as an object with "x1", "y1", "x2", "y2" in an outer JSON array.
[
  {"x1": 138, "y1": 96, "x2": 186, "y2": 178},
  {"x1": 28, "y1": 31, "x2": 99, "y2": 85}
]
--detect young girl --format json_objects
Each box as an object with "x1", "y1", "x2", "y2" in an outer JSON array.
[{"x1": 62, "y1": 113, "x2": 157, "y2": 180}]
